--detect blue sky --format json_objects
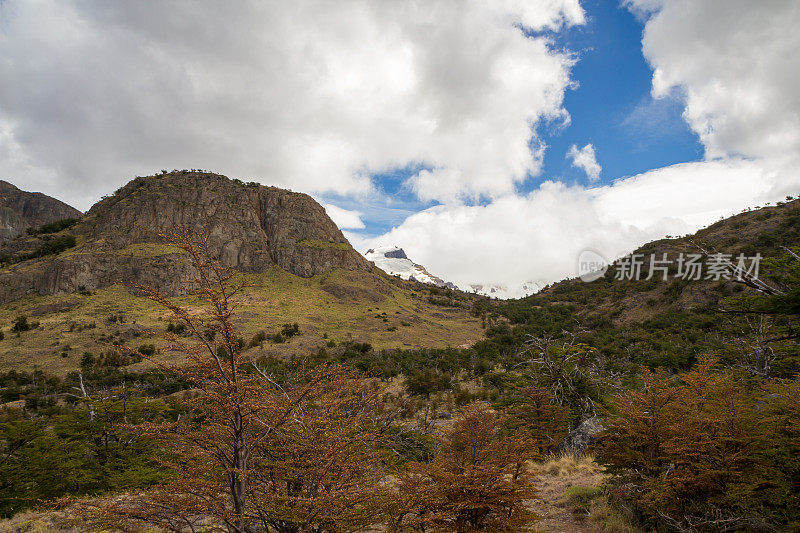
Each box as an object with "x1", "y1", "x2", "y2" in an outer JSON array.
[{"x1": 537, "y1": 0, "x2": 702, "y2": 188}]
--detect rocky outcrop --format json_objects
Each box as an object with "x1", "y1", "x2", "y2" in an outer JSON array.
[
  {"x1": 0, "y1": 172, "x2": 371, "y2": 303},
  {"x1": 557, "y1": 417, "x2": 605, "y2": 456},
  {"x1": 382, "y1": 248, "x2": 408, "y2": 260},
  {"x1": 0, "y1": 180, "x2": 82, "y2": 242}
]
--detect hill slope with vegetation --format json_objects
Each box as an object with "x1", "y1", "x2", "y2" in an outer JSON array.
[
  {"x1": 487, "y1": 196, "x2": 800, "y2": 372},
  {"x1": 0, "y1": 188, "x2": 797, "y2": 531},
  {"x1": 0, "y1": 172, "x2": 486, "y2": 376}
]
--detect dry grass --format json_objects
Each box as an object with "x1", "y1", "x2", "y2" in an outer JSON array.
[
  {"x1": 533, "y1": 453, "x2": 603, "y2": 478},
  {"x1": 528, "y1": 453, "x2": 643, "y2": 533},
  {"x1": 0, "y1": 511, "x2": 77, "y2": 533},
  {"x1": 0, "y1": 267, "x2": 483, "y2": 376},
  {"x1": 588, "y1": 498, "x2": 643, "y2": 533},
  {"x1": 0, "y1": 507, "x2": 171, "y2": 533},
  {"x1": 528, "y1": 454, "x2": 605, "y2": 532}
]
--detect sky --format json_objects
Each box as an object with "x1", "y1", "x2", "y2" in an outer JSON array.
[{"x1": 1, "y1": 0, "x2": 799, "y2": 296}]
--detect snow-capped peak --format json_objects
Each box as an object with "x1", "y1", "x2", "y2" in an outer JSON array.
[
  {"x1": 364, "y1": 246, "x2": 453, "y2": 288},
  {"x1": 363, "y1": 246, "x2": 539, "y2": 299}
]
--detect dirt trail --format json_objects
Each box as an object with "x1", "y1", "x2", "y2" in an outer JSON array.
[{"x1": 529, "y1": 455, "x2": 606, "y2": 533}]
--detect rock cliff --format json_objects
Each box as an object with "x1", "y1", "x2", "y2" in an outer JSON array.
[
  {"x1": 0, "y1": 172, "x2": 371, "y2": 303},
  {"x1": 0, "y1": 180, "x2": 82, "y2": 242}
]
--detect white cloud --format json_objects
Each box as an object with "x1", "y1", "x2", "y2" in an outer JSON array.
[
  {"x1": 4, "y1": 0, "x2": 798, "y2": 297},
  {"x1": 566, "y1": 143, "x2": 601, "y2": 181},
  {"x1": 323, "y1": 204, "x2": 365, "y2": 230},
  {"x1": 0, "y1": 0, "x2": 584, "y2": 210},
  {"x1": 362, "y1": 158, "x2": 779, "y2": 295},
  {"x1": 627, "y1": 0, "x2": 800, "y2": 169}
]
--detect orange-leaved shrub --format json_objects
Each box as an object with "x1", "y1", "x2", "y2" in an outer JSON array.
[
  {"x1": 391, "y1": 402, "x2": 539, "y2": 532},
  {"x1": 597, "y1": 357, "x2": 800, "y2": 531},
  {"x1": 502, "y1": 385, "x2": 568, "y2": 456}
]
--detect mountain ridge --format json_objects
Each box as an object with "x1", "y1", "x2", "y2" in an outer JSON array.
[
  {"x1": 364, "y1": 245, "x2": 456, "y2": 289},
  {"x1": 0, "y1": 172, "x2": 372, "y2": 303},
  {"x1": 0, "y1": 180, "x2": 82, "y2": 243},
  {"x1": 364, "y1": 245, "x2": 538, "y2": 299}
]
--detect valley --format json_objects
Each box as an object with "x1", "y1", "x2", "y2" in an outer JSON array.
[{"x1": 0, "y1": 173, "x2": 798, "y2": 532}]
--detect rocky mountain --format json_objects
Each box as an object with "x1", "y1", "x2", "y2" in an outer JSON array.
[
  {"x1": 365, "y1": 246, "x2": 456, "y2": 289},
  {"x1": 0, "y1": 172, "x2": 371, "y2": 303},
  {"x1": 0, "y1": 180, "x2": 82, "y2": 242},
  {"x1": 0, "y1": 172, "x2": 484, "y2": 376}
]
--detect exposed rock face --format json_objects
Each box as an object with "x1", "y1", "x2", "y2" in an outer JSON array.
[
  {"x1": 557, "y1": 417, "x2": 605, "y2": 456},
  {"x1": 383, "y1": 248, "x2": 408, "y2": 260},
  {"x1": 0, "y1": 180, "x2": 82, "y2": 242},
  {"x1": 0, "y1": 172, "x2": 371, "y2": 303}
]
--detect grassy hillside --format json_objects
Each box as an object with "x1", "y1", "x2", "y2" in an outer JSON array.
[
  {"x1": 539, "y1": 197, "x2": 800, "y2": 320},
  {"x1": 0, "y1": 262, "x2": 483, "y2": 376}
]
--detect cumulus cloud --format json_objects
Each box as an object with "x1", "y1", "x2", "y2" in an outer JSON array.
[
  {"x1": 3, "y1": 0, "x2": 797, "y2": 296},
  {"x1": 323, "y1": 204, "x2": 365, "y2": 230},
  {"x1": 0, "y1": 0, "x2": 584, "y2": 210},
  {"x1": 365, "y1": 1, "x2": 800, "y2": 294},
  {"x1": 566, "y1": 143, "x2": 601, "y2": 181},
  {"x1": 627, "y1": 0, "x2": 800, "y2": 170}
]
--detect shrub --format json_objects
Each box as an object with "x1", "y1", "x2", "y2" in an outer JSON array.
[
  {"x1": 393, "y1": 403, "x2": 538, "y2": 530},
  {"x1": 166, "y1": 322, "x2": 186, "y2": 334},
  {"x1": 137, "y1": 344, "x2": 156, "y2": 356},
  {"x1": 24, "y1": 235, "x2": 77, "y2": 259},
  {"x1": 503, "y1": 386, "x2": 568, "y2": 455},
  {"x1": 280, "y1": 322, "x2": 300, "y2": 338},
  {"x1": 248, "y1": 331, "x2": 268, "y2": 348},
  {"x1": 27, "y1": 217, "x2": 79, "y2": 235},
  {"x1": 450, "y1": 385, "x2": 474, "y2": 406},
  {"x1": 80, "y1": 352, "x2": 96, "y2": 368},
  {"x1": 597, "y1": 358, "x2": 800, "y2": 531},
  {"x1": 11, "y1": 315, "x2": 32, "y2": 333},
  {"x1": 562, "y1": 486, "x2": 601, "y2": 519},
  {"x1": 404, "y1": 368, "x2": 451, "y2": 398}
]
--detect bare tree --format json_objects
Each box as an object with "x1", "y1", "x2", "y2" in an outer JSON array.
[
  {"x1": 727, "y1": 315, "x2": 778, "y2": 377},
  {"x1": 75, "y1": 230, "x2": 391, "y2": 532},
  {"x1": 516, "y1": 334, "x2": 599, "y2": 421}
]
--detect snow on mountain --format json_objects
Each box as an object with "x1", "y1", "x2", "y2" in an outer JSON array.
[
  {"x1": 466, "y1": 283, "x2": 539, "y2": 300},
  {"x1": 363, "y1": 246, "x2": 539, "y2": 298},
  {"x1": 364, "y1": 246, "x2": 455, "y2": 288}
]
